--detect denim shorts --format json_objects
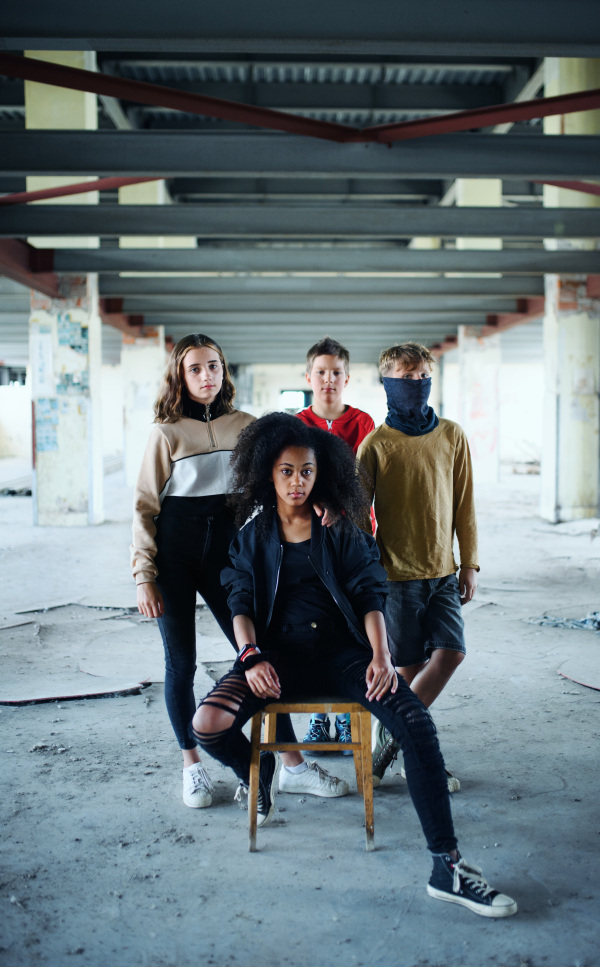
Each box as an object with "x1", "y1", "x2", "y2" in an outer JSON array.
[{"x1": 385, "y1": 574, "x2": 465, "y2": 668}]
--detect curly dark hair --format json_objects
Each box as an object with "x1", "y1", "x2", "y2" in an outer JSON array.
[{"x1": 229, "y1": 412, "x2": 370, "y2": 538}]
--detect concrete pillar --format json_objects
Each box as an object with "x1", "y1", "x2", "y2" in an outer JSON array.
[
  {"x1": 541, "y1": 277, "x2": 600, "y2": 521},
  {"x1": 119, "y1": 180, "x2": 196, "y2": 249},
  {"x1": 458, "y1": 326, "x2": 500, "y2": 484},
  {"x1": 25, "y1": 51, "x2": 99, "y2": 249},
  {"x1": 541, "y1": 58, "x2": 600, "y2": 521},
  {"x1": 122, "y1": 329, "x2": 166, "y2": 486},
  {"x1": 430, "y1": 357, "x2": 442, "y2": 415},
  {"x1": 29, "y1": 276, "x2": 103, "y2": 525}
]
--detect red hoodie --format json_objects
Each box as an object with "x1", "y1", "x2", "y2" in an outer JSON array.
[
  {"x1": 297, "y1": 405, "x2": 376, "y2": 532},
  {"x1": 296, "y1": 404, "x2": 375, "y2": 455}
]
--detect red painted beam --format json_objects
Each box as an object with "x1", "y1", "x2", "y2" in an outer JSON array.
[
  {"x1": 587, "y1": 276, "x2": 600, "y2": 298},
  {"x1": 363, "y1": 88, "x2": 600, "y2": 143},
  {"x1": 481, "y1": 296, "x2": 545, "y2": 337},
  {"x1": 534, "y1": 179, "x2": 600, "y2": 197},
  {"x1": 0, "y1": 176, "x2": 160, "y2": 207},
  {"x1": 99, "y1": 298, "x2": 145, "y2": 337},
  {"x1": 430, "y1": 334, "x2": 458, "y2": 358},
  {"x1": 0, "y1": 238, "x2": 60, "y2": 298},
  {"x1": 0, "y1": 52, "x2": 357, "y2": 145}
]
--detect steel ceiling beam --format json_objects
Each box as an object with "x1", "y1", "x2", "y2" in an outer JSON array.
[
  {"x1": 3, "y1": 1, "x2": 599, "y2": 57},
  {"x1": 94, "y1": 311, "x2": 497, "y2": 325},
  {"x1": 105, "y1": 295, "x2": 523, "y2": 313},
  {"x1": 3, "y1": 204, "x2": 598, "y2": 239},
  {"x1": 3, "y1": 132, "x2": 598, "y2": 182},
  {"x1": 99, "y1": 276, "x2": 545, "y2": 297},
  {"x1": 50, "y1": 246, "x2": 600, "y2": 275},
  {"x1": 2, "y1": 51, "x2": 599, "y2": 146}
]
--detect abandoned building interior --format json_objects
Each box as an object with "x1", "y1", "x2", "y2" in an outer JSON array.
[{"x1": 1, "y1": 4, "x2": 600, "y2": 965}]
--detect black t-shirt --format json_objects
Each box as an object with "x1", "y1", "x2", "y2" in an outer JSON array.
[{"x1": 271, "y1": 539, "x2": 342, "y2": 628}]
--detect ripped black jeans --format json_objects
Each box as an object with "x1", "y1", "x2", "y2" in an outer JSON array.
[{"x1": 191, "y1": 638, "x2": 457, "y2": 854}]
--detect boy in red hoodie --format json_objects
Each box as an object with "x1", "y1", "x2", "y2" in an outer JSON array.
[{"x1": 296, "y1": 336, "x2": 375, "y2": 752}]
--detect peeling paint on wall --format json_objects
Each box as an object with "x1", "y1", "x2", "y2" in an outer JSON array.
[
  {"x1": 57, "y1": 314, "x2": 89, "y2": 354},
  {"x1": 34, "y1": 398, "x2": 59, "y2": 452}
]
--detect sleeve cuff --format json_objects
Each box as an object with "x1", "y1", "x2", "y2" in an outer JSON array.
[
  {"x1": 135, "y1": 571, "x2": 157, "y2": 586},
  {"x1": 231, "y1": 606, "x2": 254, "y2": 620},
  {"x1": 358, "y1": 594, "x2": 386, "y2": 616}
]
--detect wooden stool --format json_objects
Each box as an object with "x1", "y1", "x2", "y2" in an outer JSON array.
[{"x1": 248, "y1": 697, "x2": 374, "y2": 852}]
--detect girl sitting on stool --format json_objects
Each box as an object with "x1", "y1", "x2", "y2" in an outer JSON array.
[{"x1": 191, "y1": 413, "x2": 517, "y2": 918}]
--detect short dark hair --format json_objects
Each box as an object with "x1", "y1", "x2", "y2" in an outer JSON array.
[
  {"x1": 306, "y1": 337, "x2": 350, "y2": 375},
  {"x1": 228, "y1": 412, "x2": 369, "y2": 539}
]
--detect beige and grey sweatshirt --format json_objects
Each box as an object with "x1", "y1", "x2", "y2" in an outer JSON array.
[{"x1": 131, "y1": 408, "x2": 255, "y2": 585}]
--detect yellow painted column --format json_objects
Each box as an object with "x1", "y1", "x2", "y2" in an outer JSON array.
[
  {"x1": 541, "y1": 58, "x2": 600, "y2": 522},
  {"x1": 25, "y1": 50, "x2": 99, "y2": 249},
  {"x1": 455, "y1": 178, "x2": 502, "y2": 253},
  {"x1": 119, "y1": 180, "x2": 197, "y2": 249}
]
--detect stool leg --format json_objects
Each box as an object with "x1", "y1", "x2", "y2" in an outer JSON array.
[
  {"x1": 264, "y1": 712, "x2": 277, "y2": 744},
  {"x1": 360, "y1": 712, "x2": 375, "y2": 851},
  {"x1": 351, "y1": 712, "x2": 364, "y2": 796},
  {"x1": 248, "y1": 712, "x2": 262, "y2": 852}
]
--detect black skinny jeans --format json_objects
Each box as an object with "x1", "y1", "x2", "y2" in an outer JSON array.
[
  {"x1": 193, "y1": 629, "x2": 457, "y2": 855},
  {"x1": 155, "y1": 511, "x2": 296, "y2": 750}
]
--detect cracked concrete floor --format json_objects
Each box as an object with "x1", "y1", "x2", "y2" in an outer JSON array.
[{"x1": 1, "y1": 470, "x2": 599, "y2": 967}]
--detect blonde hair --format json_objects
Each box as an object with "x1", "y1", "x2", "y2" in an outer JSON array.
[
  {"x1": 154, "y1": 333, "x2": 236, "y2": 424},
  {"x1": 378, "y1": 342, "x2": 436, "y2": 377}
]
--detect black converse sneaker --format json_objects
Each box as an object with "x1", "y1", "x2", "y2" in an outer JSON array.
[
  {"x1": 427, "y1": 853, "x2": 518, "y2": 918},
  {"x1": 257, "y1": 751, "x2": 280, "y2": 826},
  {"x1": 234, "y1": 751, "x2": 280, "y2": 828}
]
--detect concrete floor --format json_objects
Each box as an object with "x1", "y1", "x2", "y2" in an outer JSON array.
[{"x1": 1, "y1": 470, "x2": 599, "y2": 967}]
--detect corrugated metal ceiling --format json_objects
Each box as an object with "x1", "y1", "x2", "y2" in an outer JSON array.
[{"x1": 113, "y1": 61, "x2": 514, "y2": 87}]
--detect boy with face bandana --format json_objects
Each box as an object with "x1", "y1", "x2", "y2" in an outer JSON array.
[{"x1": 356, "y1": 343, "x2": 479, "y2": 791}]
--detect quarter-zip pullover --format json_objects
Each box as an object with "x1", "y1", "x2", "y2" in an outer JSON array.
[{"x1": 131, "y1": 408, "x2": 254, "y2": 585}]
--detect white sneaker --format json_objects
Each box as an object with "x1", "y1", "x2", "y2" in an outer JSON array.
[
  {"x1": 279, "y1": 761, "x2": 349, "y2": 798},
  {"x1": 182, "y1": 762, "x2": 213, "y2": 808}
]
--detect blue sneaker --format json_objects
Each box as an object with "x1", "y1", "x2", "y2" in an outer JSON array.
[
  {"x1": 302, "y1": 716, "x2": 332, "y2": 756},
  {"x1": 334, "y1": 716, "x2": 354, "y2": 755}
]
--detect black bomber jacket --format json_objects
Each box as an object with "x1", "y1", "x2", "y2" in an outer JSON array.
[{"x1": 221, "y1": 509, "x2": 389, "y2": 650}]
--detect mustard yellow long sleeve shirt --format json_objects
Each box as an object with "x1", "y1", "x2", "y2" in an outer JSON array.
[{"x1": 356, "y1": 419, "x2": 479, "y2": 582}]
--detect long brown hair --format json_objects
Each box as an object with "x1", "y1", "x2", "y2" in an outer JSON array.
[{"x1": 154, "y1": 333, "x2": 236, "y2": 424}]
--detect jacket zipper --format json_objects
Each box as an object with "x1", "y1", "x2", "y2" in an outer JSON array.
[
  {"x1": 205, "y1": 404, "x2": 217, "y2": 448},
  {"x1": 265, "y1": 544, "x2": 283, "y2": 632},
  {"x1": 309, "y1": 554, "x2": 370, "y2": 648}
]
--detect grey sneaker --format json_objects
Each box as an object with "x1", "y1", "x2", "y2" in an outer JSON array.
[
  {"x1": 371, "y1": 718, "x2": 400, "y2": 788},
  {"x1": 399, "y1": 764, "x2": 460, "y2": 793}
]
